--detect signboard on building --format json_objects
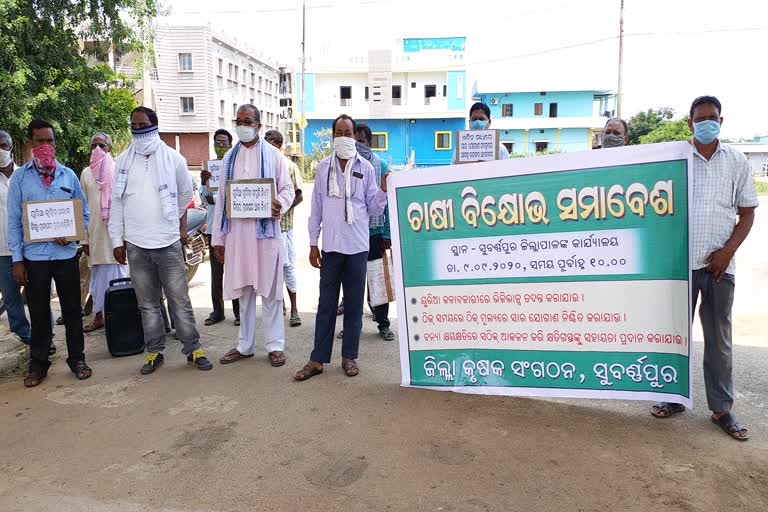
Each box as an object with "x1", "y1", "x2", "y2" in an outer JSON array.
[{"x1": 387, "y1": 142, "x2": 693, "y2": 407}]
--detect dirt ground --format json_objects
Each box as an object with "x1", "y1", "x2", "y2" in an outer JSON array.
[{"x1": 0, "y1": 193, "x2": 766, "y2": 511}]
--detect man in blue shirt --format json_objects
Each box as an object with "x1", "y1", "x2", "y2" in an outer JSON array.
[{"x1": 8, "y1": 119, "x2": 91, "y2": 387}]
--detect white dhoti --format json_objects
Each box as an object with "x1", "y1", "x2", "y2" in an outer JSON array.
[
  {"x1": 236, "y1": 286, "x2": 285, "y2": 354},
  {"x1": 90, "y1": 264, "x2": 128, "y2": 314},
  {"x1": 281, "y1": 229, "x2": 297, "y2": 293}
]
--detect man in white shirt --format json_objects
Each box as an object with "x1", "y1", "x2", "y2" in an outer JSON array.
[
  {"x1": 0, "y1": 129, "x2": 32, "y2": 343},
  {"x1": 81, "y1": 132, "x2": 128, "y2": 332},
  {"x1": 109, "y1": 107, "x2": 213, "y2": 374},
  {"x1": 649, "y1": 96, "x2": 758, "y2": 441}
]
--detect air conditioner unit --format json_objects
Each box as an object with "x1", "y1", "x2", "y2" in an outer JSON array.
[{"x1": 490, "y1": 98, "x2": 499, "y2": 105}]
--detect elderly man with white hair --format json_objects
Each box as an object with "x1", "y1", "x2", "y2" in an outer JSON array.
[{"x1": 80, "y1": 132, "x2": 127, "y2": 332}]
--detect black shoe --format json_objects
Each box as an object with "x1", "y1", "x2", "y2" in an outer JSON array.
[
  {"x1": 55, "y1": 316, "x2": 65, "y2": 326},
  {"x1": 204, "y1": 314, "x2": 224, "y2": 326},
  {"x1": 187, "y1": 350, "x2": 213, "y2": 371},
  {"x1": 140, "y1": 353, "x2": 164, "y2": 374}
]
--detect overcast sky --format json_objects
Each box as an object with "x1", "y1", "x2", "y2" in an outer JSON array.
[{"x1": 162, "y1": 0, "x2": 768, "y2": 138}]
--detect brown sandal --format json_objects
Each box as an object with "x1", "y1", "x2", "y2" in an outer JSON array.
[
  {"x1": 71, "y1": 361, "x2": 92, "y2": 380},
  {"x1": 295, "y1": 363, "x2": 323, "y2": 381},
  {"x1": 83, "y1": 322, "x2": 104, "y2": 333},
  {"x1": 219, "y1": 348, "x2": 254, "y2": 364},
  {"x1": 268, "y1": 351, "x2": 286, "y2": 367},
  {"x1": 342, "y1": 359, "x2": 359, "y2": 377},
  {"x1": 24, "y1": 372, "x2": 46, "y2": 388}
]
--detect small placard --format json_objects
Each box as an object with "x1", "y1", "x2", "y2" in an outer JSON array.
[
  {"x1": 204, "y1": 160, "x2": 223, "y2": 192},
  {"x1": 22, "y1": 199, "x2": 86, "y2": 243},
  {"x1": 455, "y1": 129, "x2": 500, "y2": 164},
  {"x1": 226, "y1": 179, "x2": 275, "y2": 219}
]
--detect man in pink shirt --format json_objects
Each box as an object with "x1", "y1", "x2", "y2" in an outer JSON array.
[{"x1": 212, "y1": 104, "x2": 295, "y2": 368}]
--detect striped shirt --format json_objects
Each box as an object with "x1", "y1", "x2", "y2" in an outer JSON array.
[{"x1": 691, "y1": 142, "x2": 759, "y2": 275}]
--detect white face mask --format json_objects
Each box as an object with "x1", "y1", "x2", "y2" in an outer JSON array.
[
  {"x1": 333, "y1": 136, "x2": 357, "y2": 159},
  {"x1": 0, "y1": 149, "x2": 12, "y2": 168},
  {"x1": 236, "y1": 126, "x2": 257, "y2": 143}
]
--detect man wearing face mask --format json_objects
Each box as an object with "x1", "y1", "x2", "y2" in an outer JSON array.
[
  {"x1": 109, "y1": 107, "x2": 213, "y2": 374},
  {"x1": 601, "y1": 118, "x2": 629, "y2": 148},
  {"x1": 80, "y1": 132, "x2": 128, "y2": 333},
  {"x1": 649, "y1": 96, "x2": 757, "y2": 442},
  {"x1": 451, "y1": 102, "x2": 509, "y2": 164},
  {"x1": 200, "y1": 128, "x2": 240, "y2": 327},
  {"x1": 212, "y1": 105, "x2": 294, "y2": 368},
  {"x1": 0, "y1": 130, "x2": 33, "y2": 345},
  {"x1": 295, "y1": 114, "x2": 388, "y2": 381},
  {"x1": 7, "y1": 119, "x2": 92, "y2": 387}
]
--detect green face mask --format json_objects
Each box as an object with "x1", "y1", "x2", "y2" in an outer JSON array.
[{"x1": 215, "y1": 146, "x2": 228, "y2": 159}]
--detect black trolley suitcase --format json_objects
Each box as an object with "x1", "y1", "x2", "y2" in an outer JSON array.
[{"x1": 104, "y1": 277, "x2": 145, "y2": 357}]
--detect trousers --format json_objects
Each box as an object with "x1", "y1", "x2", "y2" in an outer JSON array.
[
  {"x1": 206, "y1": 235, "x2": 239, "y2": 320},
  {"x1": 236, "y1": 286, "x2": 285, "y2": 354}
]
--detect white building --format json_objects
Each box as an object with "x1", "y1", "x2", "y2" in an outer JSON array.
[{"x1": 152, "y1": 25, "x2": 282, "y2": 166}]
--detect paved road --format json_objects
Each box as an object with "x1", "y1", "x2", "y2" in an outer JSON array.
[{"x1": 0, "y1": 192, "x2": 765, "y2": 511}]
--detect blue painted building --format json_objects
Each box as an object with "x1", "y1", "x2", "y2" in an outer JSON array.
[
  {"x1": 473, "y1": 82, "x2": 616, "y2": 155},
  {"x1": 295, "y1": 37, "x2": 468, "y2": 168}
]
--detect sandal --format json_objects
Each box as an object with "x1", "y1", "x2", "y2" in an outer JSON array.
[
  {"x1": 70, "y1": 361, "x2": 92, "y2": 380},
  {"x1": 379, "y1": 328, "x2": 395, "y2": 341},
  {"x1": 204, "y1": 314, "x2": 224, "y2": 326},
  {"x1": 268, "y1": 351, "x2": 286, "y2": 367},
  {"x1": 24, "y1": 372, "x2": 46, "y2": 388},
  {"x1": 650, "y1": 402, "x2": 685, "y2": 418},
  {"x1": 342, "y1": 359, "x2": 359, "y2": 377},
  {"x1": 289, "y1": 314, "x2": 302, "y2": 327},
  {"x1": 711, "y1": 413, "x2": 749, "y2": 441},
  {"x1": 295, "y1": 362, "x2": 323, "y2": 381},
  {"x1": 219, "y1": 348, "x2": 254, "y2": 364},
  {"x1": 83, "y1": 321, "x2": 104, "y2": 333}
]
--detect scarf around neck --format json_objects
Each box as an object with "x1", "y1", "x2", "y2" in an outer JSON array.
[
  {"x1": 328, "y1": 152, "x2": 356, "y2": 225},
  {"x1": 90, "y1": 147, "x2": 114, "y2": 223}
]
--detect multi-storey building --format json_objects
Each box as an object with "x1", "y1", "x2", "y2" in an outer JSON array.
[{"x1": 296, "y1": 36, "x2": 468, "y2": 168}]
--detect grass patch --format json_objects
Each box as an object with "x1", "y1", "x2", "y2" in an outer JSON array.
[{"x1": 754, "y1": 179, "x2": 768, "y2": 196}]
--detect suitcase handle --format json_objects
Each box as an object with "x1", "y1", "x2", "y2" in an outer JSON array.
[{"x1": 109, "y1": 277, "x2": 132, "y2": 287}]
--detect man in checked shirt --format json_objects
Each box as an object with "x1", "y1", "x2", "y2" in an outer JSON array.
[{"x1": 650, "y1": 96, "x2": 757, "y2": 441}]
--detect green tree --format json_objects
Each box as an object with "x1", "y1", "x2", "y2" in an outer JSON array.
[
  {"x1": 626, "y1": 107, "x2": 674, "y2": 145},
  {"x1": 639, "y1": 118, "x2": 691, "y2": 144},
  {"x1": 300, "y1": 127, "x2": 333, "y2": 181},
  {"x1": 0, "y1": 0, "x2": 156, "y2": 172}
]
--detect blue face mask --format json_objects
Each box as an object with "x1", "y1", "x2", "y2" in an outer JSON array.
[
  {"x1": 470, "y1": 119, "x2": 488, "y2": 130},
  {"x1": 693, "y1": 120, "x2": 720, "y2": 144}
]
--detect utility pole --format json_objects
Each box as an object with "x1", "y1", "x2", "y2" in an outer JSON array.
[
  {"x1": 617, "y1": 0, "x2": 624, "y2": 118},
  {"x1": 300, "y1": 0, "x2": 306, "y2": 168}
]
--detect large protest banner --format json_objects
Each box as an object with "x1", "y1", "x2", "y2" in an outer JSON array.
[{"x1": 388, "y1": 142, "x2": 693, "y2": 406}]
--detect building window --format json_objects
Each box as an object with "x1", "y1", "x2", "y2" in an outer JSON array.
[
  {"x1": 539, "y1": 91, "x2": 547, "y2": 96},
  {"x1": 243, "y1": 69, "x2": 247, "y2": 83},
  {"x1": 178, "y1": 53, "x2": 193, "y2": 72},
  {"x1": 228, "y1": 63, "x2": 233, "y2": 79},
  {"x1": 535, "y1": 141, "x2": 549, "y2": 152},
  {"x1": 365, "y1": 86, "x2": 369, "y2": 101},
  {"x1": 180, "y1": 96, "x2": 195, "y2": 114},
  {"x1": 435, "y1": 131, "x2": 452, "y2": 150},
  {"x1": 502, "y1": 142, "x2": 514, "y2": 153},
  {"x1": 502, "y1": 104, "x2": 513, "y2": 117},
  {"x1": 371, "y1": 132, "x2": 388, "y2": 151},
  {"x1": 259, "y1": 76, "x2": 263, "y2": 89},
  {"x1": 442, "y1": 85, "x2": 447, "y2": 97},
  {"x1": 233, "y1": 103, "x2": 238, "y2": 119},
  {"x1": 534, "y1": 103, "x2": 543, "y2": 116},
  {"x1": 392, "y1": 85, "x2": 402, "y2": 106},
  {"x1": 549, "y1": 103, "x2": 558, "y2": 118},
  {"x1": 424, "y1": 84, "x2": 436, "y2": 105},
  {"x1": 220, "y1": 100, "x2": 225, "y2": 117},
  {"x1": 411, "y1": 82, "x2": 416, "y2": 88},
  {"x1": 340, "y1": 85, "x2": 352, "y2": 106},
  {"x1": 217, "y1": 58, "x2": 223, "y2": 76}
]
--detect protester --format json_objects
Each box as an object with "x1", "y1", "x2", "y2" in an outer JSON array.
[
  {"x1": 264, "y1": 129, "x2": 303, "y2": 327},
  {"x1": 200, "y1": 128, "x2": 240, "y2": 326},
  {"x1": 451, "y1": 102, "x2": 509, "y2": 163},
  {"x1": 213, "y1": 105, "x2": 295, "y2": 368},
  {"x1": 80, "y1": 132, "x2": 128, "y2": 332},
  {"x1": 8, "y1": 119, "x2": 91, "y2": 387},
  {"x1": 295, "y1": 114, "x2": 388, "y2": 381},
  {"x1": 602, "y1": 118, "x2": 629, "y2": 148},
  {"x1": 0, "y1": 130, "x2": 32, "y2": 344},
  {"x1": 341, "y1": 123, "x2": 394, "y2": 341},
  {"x1": 109, "y1": 106, "x2": 213, "y2": 374},
  {"x1": 650, "y1": 96, "x2": 757, "y2": 441}
]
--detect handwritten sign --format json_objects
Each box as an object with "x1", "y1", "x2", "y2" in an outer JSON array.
[
  {"x1": 23, "y1": 199, "x2": 85, "y2": 243},
  {"x1": 455, "y1": 129, "x2": 500, "y2": 164},
  {"x1": 226, "y1": 179, "x2": 275, "y2": 219},
  {"x1": 204, "y1": 160, "x2": 223, "y2": 192}
]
